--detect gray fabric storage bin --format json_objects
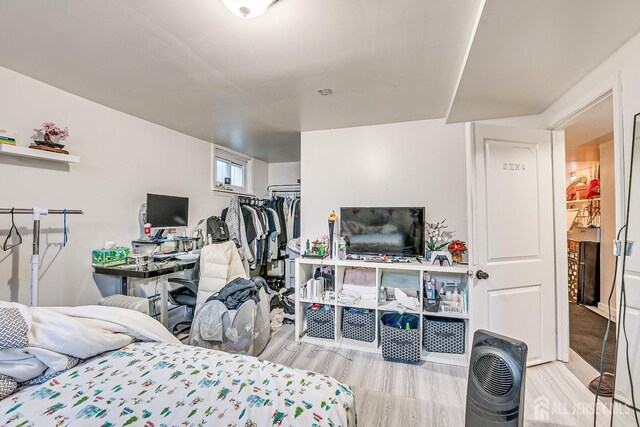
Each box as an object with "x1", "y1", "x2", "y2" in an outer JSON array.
[
  {"x1": 306, "y1": 306, "x2": 335, "y2": 339},
  {"x1": 342, "y1": 310, "x2": 376, "y2": 342},
  {"x1": 379, "y1": 314, "x2": 421, "y2": 363},
  {"x1": 422, "y1": 316, "x2": 465, "y2": 354}
]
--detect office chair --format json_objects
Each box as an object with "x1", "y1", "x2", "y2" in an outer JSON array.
[{"x1": 168, "y1": 256, "x2": 200, "y2": 334}]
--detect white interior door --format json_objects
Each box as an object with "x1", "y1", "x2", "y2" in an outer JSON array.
[{"x1": 468, "y1": 122, "x2": 557, "y2": 366}]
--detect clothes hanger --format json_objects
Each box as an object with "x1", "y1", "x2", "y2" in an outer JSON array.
[{"x1": 3, "y1": 208, "x2": 23, "y2": 251}]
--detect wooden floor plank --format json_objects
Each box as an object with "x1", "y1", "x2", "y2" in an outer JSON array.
[{"x1": 259, "y1": 325, "x2": 610, "y2": 426}]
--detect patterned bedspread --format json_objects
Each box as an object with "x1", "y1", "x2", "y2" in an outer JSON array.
[{"x1": 0, "y1": 342, "x2": 356, "y2": 426}]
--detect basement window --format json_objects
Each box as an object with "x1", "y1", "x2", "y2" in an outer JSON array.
[{"x1": 215, "y1": 150, "x2": 247, "y2": 192}]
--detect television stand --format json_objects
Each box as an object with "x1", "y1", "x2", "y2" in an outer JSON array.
[{"x1": 295, "y1": 257, "x2": 472, "y2": 367}]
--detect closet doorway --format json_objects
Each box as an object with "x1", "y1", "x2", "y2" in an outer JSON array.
[{"x1": 560, "y1": 94, "x2": 618, "y2": 386}]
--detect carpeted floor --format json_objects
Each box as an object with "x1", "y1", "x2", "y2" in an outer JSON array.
[{"x1": 569, "y1": 302, "x2": 617, "y2": 373}]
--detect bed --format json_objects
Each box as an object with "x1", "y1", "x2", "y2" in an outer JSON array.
[
  {"x1": 0, "y1": 302, "x2": 356, "y2": 426},
  {"x1": 0, "y1": 341, "x2": 356, "y2": 426}
]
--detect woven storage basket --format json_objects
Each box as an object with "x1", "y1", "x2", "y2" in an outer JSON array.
[
  {"x1": 306, "y1": 306, "x2": 335, "y2": 339},
  {"x1": 380, "y1": 314, "x2": 421, "y2": 363},
  {"x1": 422, "y1": 316, "x2": 465, "y2": 354},
  {"x1": 342, "y1": 310, "x2": 376, "y2": 342}
]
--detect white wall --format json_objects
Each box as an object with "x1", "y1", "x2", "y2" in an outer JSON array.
[
  {"x1": 300, "y1": 119, "x2": 467, "y2": 249},
  {"x1": 252, "y1": 158, "x2": 269, "y2": 198},
  {"x1": 0, "y1": 66, "x2": 266, "y2": 307},
  {"x1": 268, "y1": 162, "x2": 300, "y2": 187}
]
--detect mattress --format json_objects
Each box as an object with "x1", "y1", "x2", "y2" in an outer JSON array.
[{"x1": 0, "y1": 342, "x2": 356, "y2": 426}]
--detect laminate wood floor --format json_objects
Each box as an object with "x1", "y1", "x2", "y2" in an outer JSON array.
[{"x1": 260, "y1": 325, "x2": 611, "y2": 427}]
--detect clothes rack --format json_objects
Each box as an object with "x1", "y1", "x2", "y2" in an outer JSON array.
[
  {"x1": 238, "y1": 195, "x2": 268, "y2": 205},
  {"x1": 267, "y1": 183, "x2": 300, "y2": 192},
  {"x1": 271, "y1": 190, "x2": 300, "y2": 197},
  {"x1": 267, "y1": 183, "x2": 300, "y2": 197},
  {"x1": 0, "y1": 207, "x2": 84, "y2": 306}
]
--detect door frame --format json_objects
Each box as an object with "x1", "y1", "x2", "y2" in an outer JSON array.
[{"x1": 547, "y1": 74, "x2": 626, "y2": 363}]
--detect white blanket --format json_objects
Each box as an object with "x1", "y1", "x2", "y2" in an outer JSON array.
[
  {"x1": 379, "y1": 287, "x2": 421, "y2": 313},
  {"x1": 0, "y1": 302, "x2": 179, "y2": 383}
]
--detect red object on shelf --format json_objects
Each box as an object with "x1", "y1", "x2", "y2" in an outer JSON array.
[{"x1": 586, "y1": 179, "x2": 601, "y2": 199}]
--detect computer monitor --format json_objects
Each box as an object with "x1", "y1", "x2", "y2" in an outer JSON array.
[{"x1": 146, "y1": 193, "x2": 189, "y2": 229}]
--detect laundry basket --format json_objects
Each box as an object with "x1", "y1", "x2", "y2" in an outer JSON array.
[
  {"x1": 342, "y1": 309, "x2": 376, "y2": 342},
  {"x1": 306, "y1": 305, "x2": 335, "y2": 339}
]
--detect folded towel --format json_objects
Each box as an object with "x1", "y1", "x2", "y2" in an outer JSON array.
[
  {"x1": 343, "y1": 284, "x2": 378, "y2": 295},
  {"x1": 343, "y1": 268, "x2": 376, "y2": 287}
]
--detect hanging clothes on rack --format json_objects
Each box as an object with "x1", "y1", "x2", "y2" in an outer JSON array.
[
  {"x1": 269, "y1": 191, "x2": 300, "y2": 256},
  {"x1": 224, "y1": 196, "x2": 254, "y2": 264},
  {"x1": 222, "y1": 196, "x2": 282, "y2": 272}
]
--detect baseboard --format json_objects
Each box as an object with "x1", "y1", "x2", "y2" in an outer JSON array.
[{"x1": 595, "y1": 303, "x2": 617, "y2": 320}]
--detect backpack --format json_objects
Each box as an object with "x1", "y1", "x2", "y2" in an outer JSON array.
[{"x1": 206, "y1": 216, "x2": 230, "y2": 243}]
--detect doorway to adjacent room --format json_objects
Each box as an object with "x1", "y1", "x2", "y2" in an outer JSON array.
[{"x1": 556, "y1": 93, "x2": 619, "y2": 389}]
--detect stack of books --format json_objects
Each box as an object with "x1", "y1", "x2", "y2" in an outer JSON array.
[{"x1": 0, "y1": 130, "x2": 16, "y2": 146}]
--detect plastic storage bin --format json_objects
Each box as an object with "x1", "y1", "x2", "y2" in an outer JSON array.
[
  {"x1": 342, "y1": 309, "x2": 376, "y2": 342},
  {"x1": 379, "y1": 313, "x2": 421, "y2": 363},
  {"x1": 306, "y1": 306, "x2": 335, "y2": 339},
  {"x1": 422, "y1": 316, "x2": 465, "y2": 354}
]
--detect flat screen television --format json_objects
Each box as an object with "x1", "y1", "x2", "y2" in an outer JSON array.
[
  {"x1": 146, "y1": 193, "x2": 189, "y2": 228},
  {"x1": 340, "y1": 207, "x2": 425, "y2": 256}
]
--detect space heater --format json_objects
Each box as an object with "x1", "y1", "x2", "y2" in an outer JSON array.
[{"x1": 465, "y1": 330, "x2": 528, "y2": 427}]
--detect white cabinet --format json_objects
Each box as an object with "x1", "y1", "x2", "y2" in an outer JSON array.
[{"x1": 294, "y1": 258, "x2": 471, "y2": 366}]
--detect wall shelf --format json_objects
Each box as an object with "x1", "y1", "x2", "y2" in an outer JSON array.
[
  {"x1": 0, "y1": 144, "x2": 80, "y2": 164},
  {"x1": 566, "y1": 198, "x2": 600, "y2": 204}
]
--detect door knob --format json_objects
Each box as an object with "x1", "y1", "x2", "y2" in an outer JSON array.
[{"x1": 476, "y1": 270, "x2": 489, "y2": 280}]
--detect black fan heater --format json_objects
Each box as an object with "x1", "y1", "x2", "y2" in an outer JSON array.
[{"x1": 465, "y1": 330, "x2": 528, "y2": 427}]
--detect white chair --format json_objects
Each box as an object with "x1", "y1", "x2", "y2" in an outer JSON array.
[{"x1": 188, "y1": 242, "x2": 271, "y2": 356}]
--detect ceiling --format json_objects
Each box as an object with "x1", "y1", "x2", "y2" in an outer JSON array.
[
  {"x1": 0, "y1": 1, "x2": 638, "y2": 162},
  {"x1": 565, "y1": 96, "x2": 614, "y2": 150},
  {"x1": 564, "y1": 95, "x2": 614, "y2": 163},
  {"x1": 447, "y1": 0, "x2": 640, "y2": 123},
  {"x1": 0, "y1": 0, "x2": 479, "y2": 162}
]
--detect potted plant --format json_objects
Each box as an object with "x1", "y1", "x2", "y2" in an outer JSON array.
[
  {"x1": 425, "y1": 219, "x2": 450, "y2": 260},
  {"x1": 448, "y1": 240, "x2": 468, "y2": 264},
  {"x1": 33, "y1": 122, "x2": 69, "y2": 148}
]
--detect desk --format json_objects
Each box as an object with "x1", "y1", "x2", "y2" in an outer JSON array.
[
  {"x1": 131, "y1": 237, "x2": 199, "y2": 253},
  {"x1": 94, "y1": 261, "x2": 196, "y2": 327}
]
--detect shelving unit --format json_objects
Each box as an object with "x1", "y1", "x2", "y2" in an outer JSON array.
[
  {"x1": 295, "y1": 257, "x2": 471, "y2": 367},
  {"x1": 0, "y1": 144, "x2": 80, "y2": 163},
  {"x1": 566, "y1": 197, "x2": 600, "y2": 205}
]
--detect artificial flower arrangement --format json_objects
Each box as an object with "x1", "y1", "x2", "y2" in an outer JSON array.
[
  {"x1": 425, "y1": 219, "x2": 449, "y2": 253},
  {"x1": 448, "y1": 240, "x2": 468, "y2": 263}
]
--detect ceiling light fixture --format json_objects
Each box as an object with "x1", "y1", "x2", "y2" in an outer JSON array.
[
  {"x1": 318, "y1": 88, "x2": 333, "y2": 96},
  {"x1": 220, "y1": 0, "x2": 277, "y2": 19}
]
